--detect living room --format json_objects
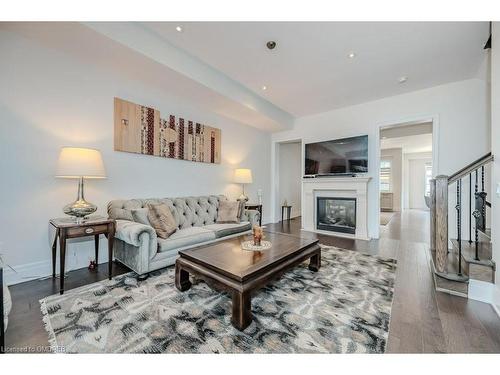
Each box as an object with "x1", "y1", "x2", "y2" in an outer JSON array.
[{"x1": 2, "y1": 0, "x2": 500, "y2": 371}]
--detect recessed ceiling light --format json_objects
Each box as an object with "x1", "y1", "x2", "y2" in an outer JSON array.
[
  {"x1": 348, "y1": 52, "x2": 356, "y2": 59},
  {"x1": 398, "y1": 76, "x2": 408, "y2": 83},
  {"x1": 261, "y1": 85, "x2": 267, "y2": 91},
  {"x1": 175, "y1": 26, "x2": 183, "y2": 33}
]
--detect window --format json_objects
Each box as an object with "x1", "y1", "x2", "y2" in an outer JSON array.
[
  {"x1": 424, "y1": 163, "x2": 433, "y2": 196},
  {"x1": 380, "y1": 159, "x2": 392, "y2": 192}
]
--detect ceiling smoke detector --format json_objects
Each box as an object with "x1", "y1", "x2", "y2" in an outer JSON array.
[{"x1": 266, "y1": 41, "x2": 277, "y2": 50}]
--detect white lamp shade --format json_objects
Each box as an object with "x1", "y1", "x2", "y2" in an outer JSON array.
[
  {"x1": 234, "y1": 168, "x2": 253, "y2": 184},
  {"x1": 56, "y1": 147, "x2": 106, "y2": 179}
]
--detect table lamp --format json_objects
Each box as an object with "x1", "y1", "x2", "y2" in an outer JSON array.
[
  {"x1": 56, "y1": 147, "x2": 106, "y2": 222},
  {"x1": 234, "y1": 168, "x2": 253, "y2": 202}
]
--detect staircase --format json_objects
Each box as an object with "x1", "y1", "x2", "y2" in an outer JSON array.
[{"x1": 429, "y1": 152, "x2": 495, "y2": 296}]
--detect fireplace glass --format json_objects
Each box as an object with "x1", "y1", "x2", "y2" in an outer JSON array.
[{"x1": 316, "y1": 197, "x2": 356, "y2": 234}]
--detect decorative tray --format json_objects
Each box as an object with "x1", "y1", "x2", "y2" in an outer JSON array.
[{"x1": 241, "y1": 240, "x2": 272, "y2": 251}]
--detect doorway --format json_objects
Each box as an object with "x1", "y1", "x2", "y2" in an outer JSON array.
[
  {"x1": 379, "y1": 120, "x2": 434, "y2": 226},
  {"x1": 276, "y1": 140, "x2": 302, "y2": 223}
]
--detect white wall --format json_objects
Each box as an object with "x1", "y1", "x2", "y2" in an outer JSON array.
[
  {"x1": 491, "y1": 23, "x2": 500, "y2": 311},
  {"x1": 278, "y1": 142, "x2": 301, "y2": 218},
  {"x1": 408, "y1": 158, "x2": 432, "y2": 210},
  {"x1": 402, "y1": 151, "x2": 432, "y2": 210},
  {"x1": 272, "y1": 78, "x2": 490, "y2": 238},
  {"x1": 380, "y1": 148, "x2": 402, "y2": 211},
  {"x1": 0, "y1": 30, "x2": 272, "y2": 284}
]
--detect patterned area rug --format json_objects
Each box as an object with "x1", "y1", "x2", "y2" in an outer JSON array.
[{"x1": 40, "y1": 246, "x2": 396, "y2": 353}]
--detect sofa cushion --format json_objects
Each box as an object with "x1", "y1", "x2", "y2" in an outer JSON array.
[
  {"x1": 108, "y1": 196, "x2": 225, "y2": 229},
  {"x1": 237, "y1": 199, "x2": 246, "y2": 220},
  {"x1": 131, "y1": 208, "x2": 151, "y2": 226},
  {"x1": 204, "y1": 222, "x2": 252, "y2": 238},
  {"x1": 147, "y1": 203, "x2": 177, "y2": 239},
  {"x1": 216, "y1": 200, "x2": 240, "y2": 223},
  {"x1": 157, "y1": 227, "x2": 216, "y2": 253}
]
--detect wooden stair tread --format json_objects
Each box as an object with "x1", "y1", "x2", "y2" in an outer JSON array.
[
  {"x1": 430, "y1": 249, "x2": 469, "y2": 296},
  {"x1": 450, "y1": 239, "x2": 494, "y2": 267},
  {"x1": 431, "y1": 249, "x2": 469, "y2": 281}
]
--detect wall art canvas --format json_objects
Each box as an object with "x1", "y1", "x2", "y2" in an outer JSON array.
[{"x1": 114, "y1": 97, "x2": 221, "y2": 164}]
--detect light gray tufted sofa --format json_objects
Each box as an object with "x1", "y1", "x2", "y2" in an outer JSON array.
[{"x1": 107, "y1": 195, "x2": 260, "y2": 276}]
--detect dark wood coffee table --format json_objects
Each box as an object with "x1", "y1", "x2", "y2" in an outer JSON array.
[{"x1": 175, "y1": 231, "x2": 321, "y2": 330}]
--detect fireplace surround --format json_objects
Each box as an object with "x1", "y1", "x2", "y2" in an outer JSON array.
[{"x1": 302, "y1": 176, "x2": 371, "y2": 240}]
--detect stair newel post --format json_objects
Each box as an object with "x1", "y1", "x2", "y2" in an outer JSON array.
[
  {"x1": 435, "y1": 175, "x2": 449, "y2": 273},
  {"x1": 469, "y1": 173, "x2": 472, "y2": 243},
  {"x1": 456, "y1": 179, "x2": 462, "y2": 276},
  {"x1": 430, "y1": 178, "x2": 436, "y2": 252}
]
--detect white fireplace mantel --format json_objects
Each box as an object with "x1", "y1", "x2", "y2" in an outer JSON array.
[{"x1": 302, "y1": 176, "x2": 372, "y2": 240}]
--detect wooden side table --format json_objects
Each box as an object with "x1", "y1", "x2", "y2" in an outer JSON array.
[
  {"x1": 50, "y1": 216, "x2": 116, "y2": 295},
  {"x1": 245, "y1": 203, "x2": 262, "y2": 226},
  {"x1": 281, "y1": 205, "x2": 292, "y2": 222}
]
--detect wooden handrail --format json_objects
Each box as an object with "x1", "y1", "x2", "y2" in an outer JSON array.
[{"x1": 448, "y1": 152, "x2": 493, "y2": 185}]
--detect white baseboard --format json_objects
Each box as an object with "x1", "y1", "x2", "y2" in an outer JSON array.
[
  {"x1": 468, "y1": 279, "x2": 500, "y2": 318},
  {"x1": 4, "y1": 238, "x2": 111, "y2": 285},
  {"x1": 4, "y1": 256, "x2": 110, "y2": 286},
  {"x1": 3, "y1": 259, "x2": 52, "y2": 285}
]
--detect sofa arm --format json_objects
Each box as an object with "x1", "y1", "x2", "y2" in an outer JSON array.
[
  {"x1": 115, "y1": 220, "x2": 158, "y2": 260},
  {"x1": 243, "y1": 209, "x2": 260, "y2": 226}
]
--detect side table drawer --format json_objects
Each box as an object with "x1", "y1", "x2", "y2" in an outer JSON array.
[{"x1": 66, "y1": 224, "x2": 109, "y2": 238}]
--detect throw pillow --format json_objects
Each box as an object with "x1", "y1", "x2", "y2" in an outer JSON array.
[
  {"x1": 237, "y1": 199, "x2": 246, "y2": 220},
  {"x1": 131, "y1": 208, "x2": 151, "y2": 226},
  {"x1": 217, "y1": 200, "x2": 240, "y2": 223},
  {"x1": 147, "y1": 203, "x2": 177, "y2": 239}
]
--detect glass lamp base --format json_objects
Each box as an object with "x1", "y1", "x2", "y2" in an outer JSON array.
[
  {"x1": 63, "y1": 177, "x2": 97, "y2": 221},
  {"x1": 238, "y1": 194, "x2": 249, "y2": 202}
]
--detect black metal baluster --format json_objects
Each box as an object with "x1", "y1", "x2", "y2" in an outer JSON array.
[
  {"x1": 474, "y1": 170, "x2": 480, "y2": 260},
  {"x1": 469, "y1": 173, "x2": 472, "y2": 243},
  {"x1": 481, "y1": 165, "x2": 486, "y2": 233},
  {"x1": 456, "y1": 179, "x2": 462, "y2": 276},
  {"x1": 481, "y1": 165, "x2": 485, "y2": 192}
]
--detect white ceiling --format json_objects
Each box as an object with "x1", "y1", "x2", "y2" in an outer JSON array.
[
  {"x1": 142, "y1": 22, "x2": 489, "y2": 117},
  {"x1": 1, "y1": 22, "x2": 291, "y2": 131},
  {"x1": 381, "y1": 133, "x2": 433, "y2": 153}
]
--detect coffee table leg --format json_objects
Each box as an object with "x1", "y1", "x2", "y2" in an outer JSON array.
[
  {"x1": 309, "y1": 250, "x2": 321, "y2": 272},
  {"x1": 232, "y1": 290, "x2": 252, "y2": 331},
  {"x1": 175, "y1": 263, "x2": 192, "y2": 291}
]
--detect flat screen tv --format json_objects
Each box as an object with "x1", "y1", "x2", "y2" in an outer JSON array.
[{"x1": 304, "y1": 135, "x2": 368, "y2": 176}]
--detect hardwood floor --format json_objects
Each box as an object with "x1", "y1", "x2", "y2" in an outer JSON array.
[
  {"x1": 267, "y1": 210, "x2": 500, "y2": 353},
  {"x1": 5, "y1": 209, "x2": 500, "y2": 353}
]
